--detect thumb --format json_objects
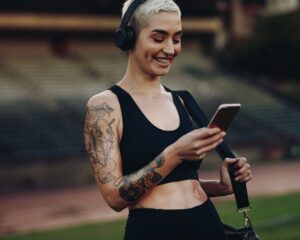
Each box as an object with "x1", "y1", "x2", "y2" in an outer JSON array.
[{"x1": 222, "y1": 158, "x2": 238, "y2": 169}]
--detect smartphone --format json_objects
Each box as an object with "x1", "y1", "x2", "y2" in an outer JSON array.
[{"x1": 207, "y1": 103, "x2": 241, "y2": 131}]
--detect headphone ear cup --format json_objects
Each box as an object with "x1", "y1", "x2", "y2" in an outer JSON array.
[
  {"x1": 115, "y1": 26, "x2": 136, "y2": 51},
  {"x1": 125, "y1": 26, "x2": 136, "y2": 50},
  {"x1": 115, "y1": 28, "x2": 127, "y2": 51}
]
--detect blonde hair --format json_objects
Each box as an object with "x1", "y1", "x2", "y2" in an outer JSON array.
[{"x1": 122, "y1": 0, "x2": 181, "y2": 34}]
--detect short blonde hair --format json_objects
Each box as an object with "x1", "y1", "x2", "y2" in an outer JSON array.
[{"x1": 122, "y1": 0, "x2": 181, "y2": 34}]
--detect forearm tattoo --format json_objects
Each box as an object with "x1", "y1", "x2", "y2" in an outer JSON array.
[
  {"x1": 114, "y1": 154, "x2": 165, "y2": 202},
  {"x1": 84, "y1": 103, "x2": 117, "y2": 184}
]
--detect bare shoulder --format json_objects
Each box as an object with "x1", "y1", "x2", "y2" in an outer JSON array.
[
  {"x1": 85, "y1": 89, "x2": 122, "y2": 131},
  {"x1": 86, "y1": 89, "x2": 121, "y2": 117},
  {"x1": 86, "y1": 89, "x2": 119, "y2": 109}
]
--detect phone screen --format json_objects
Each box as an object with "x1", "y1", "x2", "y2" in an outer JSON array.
[{"x1": 208, "y1": 104, "x2": 241, "y2": 131}]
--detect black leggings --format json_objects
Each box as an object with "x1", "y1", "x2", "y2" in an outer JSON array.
[{"x1": 124, "y1": 199, "x2": 227, "y2": 240}]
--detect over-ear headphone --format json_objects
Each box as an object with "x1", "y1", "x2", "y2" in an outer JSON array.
[{"x1": 115, "y1": 0, "x2": 143, "y2": 51}]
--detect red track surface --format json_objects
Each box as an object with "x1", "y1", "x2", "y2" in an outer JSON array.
[{"x1": 1, "y1": 161, "x2": 300, "y2": 235}]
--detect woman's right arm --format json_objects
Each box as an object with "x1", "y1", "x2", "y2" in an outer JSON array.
[{"x1": 84, "y1": 92, "x2": 224, "y2": 212}]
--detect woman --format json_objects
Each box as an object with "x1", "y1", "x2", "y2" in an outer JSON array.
[{"x1": 84, "y1": 0, "x2": 252, "y2": 239}]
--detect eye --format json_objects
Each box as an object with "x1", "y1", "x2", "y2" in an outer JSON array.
[
  {"x1": 151, "y1": 33, "x2": 165, "y2": 43},
  {"x1": 173, "y1": 34, "x2": 182, "y2": 44},
  {"x1": 173, "y1": 38, "x2": 181, "y2": 44},
  {"x1": 153, "y1": 37, "x2": 164, "y2": 43}
]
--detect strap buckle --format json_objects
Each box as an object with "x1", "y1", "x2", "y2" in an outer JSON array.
[
  {"x1": 241, "y1": 209, "x2": 253, "y2": 229},
  {"x1": 237, "y1": 206, "x2": 251, "y2": 213}
]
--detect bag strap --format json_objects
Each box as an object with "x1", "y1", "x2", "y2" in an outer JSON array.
[{"x1": 174, "y1": 89, "x2": 250, "y2": 211}]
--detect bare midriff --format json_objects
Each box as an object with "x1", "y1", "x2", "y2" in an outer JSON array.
[{"x1": 129, "y1": 179, "x2": 208, "y2": 210}]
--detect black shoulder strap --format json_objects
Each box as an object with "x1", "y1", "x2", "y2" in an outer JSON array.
[{"x1": 175, "y1": 90, "x2": 250, "y2": 211}]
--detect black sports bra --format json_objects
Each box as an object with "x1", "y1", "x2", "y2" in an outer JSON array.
[{"x1": 109, "y1": 85, "x2": 202, "y2": 185}]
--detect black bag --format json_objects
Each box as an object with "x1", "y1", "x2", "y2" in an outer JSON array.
[
  {"x1": 224, "y1": 223, "x2": 259, "y2": 240},
  {"x1": 223, "y1": 210, "x2": 260, "y2": 240},
  {"x1": 173, "y1": 90, "x2": 260, "y2": 240}
]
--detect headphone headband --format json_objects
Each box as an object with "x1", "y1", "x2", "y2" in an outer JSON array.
[
  {"x1": 119, "y1": 0, "x2": 143, "y2": 29},
  {"x1": 115, "y1": 0, "x2": 144, "y2": 51}
]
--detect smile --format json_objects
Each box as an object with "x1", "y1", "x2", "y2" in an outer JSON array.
[{"x1": 154, "y1": 57, "x2": 172, "y2": 66}]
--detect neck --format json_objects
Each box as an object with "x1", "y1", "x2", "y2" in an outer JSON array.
[
  {"x1": 119, "y1": 77, "x2": 163, "y2": 96},
  {"x1": 119, "y1": 61, "x2": 163, "y2": 96}
]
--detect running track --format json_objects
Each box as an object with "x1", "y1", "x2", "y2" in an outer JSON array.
[{"x1": 0, "y1": 161, "x2": 300, "y2": 235}]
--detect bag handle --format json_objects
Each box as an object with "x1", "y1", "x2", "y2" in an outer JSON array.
[{"x1": 174, "y1": 90, "x2": 250, "y2": 211}]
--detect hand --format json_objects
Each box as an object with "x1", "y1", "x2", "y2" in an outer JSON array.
[
  {"x1": 170, "y1": 127, "x2": 226, "y2": 161},
  {"x1": 220, "y1": 157, "x2": 253, "y2": 193}
]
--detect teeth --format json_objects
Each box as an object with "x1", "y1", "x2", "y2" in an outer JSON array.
[{"x1": 156, "y1": 58, "x2": 170, "y2": 64}]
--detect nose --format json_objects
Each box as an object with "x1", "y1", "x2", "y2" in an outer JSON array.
[{"x1": 163, "y1": 39, "x2": 175, "y2": 55}]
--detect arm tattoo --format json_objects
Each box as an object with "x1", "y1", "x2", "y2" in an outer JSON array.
[
  {"x1": 84, "y1": 103, "x2": 117, "y2": 184},
  {"x1": 114, "y1": 154, "x2": 165, "y2": 202},
  {"x1": 84, "y1": 102, "x2": 166, "y2": 203}
]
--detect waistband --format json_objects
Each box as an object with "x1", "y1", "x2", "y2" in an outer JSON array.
[{"x1": 128, "y1": 198, "x2": 212, "y2": 217}]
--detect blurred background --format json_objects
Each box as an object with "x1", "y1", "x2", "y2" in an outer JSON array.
[{"x1": 0, "y1": 0, "x2": 299, "y2": 239}]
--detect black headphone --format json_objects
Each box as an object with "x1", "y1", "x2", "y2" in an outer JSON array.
[{"x1": 115, "y1": 0, "x2": 143, "y2": 51}]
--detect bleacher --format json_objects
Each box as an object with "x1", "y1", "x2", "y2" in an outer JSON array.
[
  {"x1": 176, "y1": 58, "x2": 300, "y2": 144},
  {"x1": 0, "y1": 41, "x2": 120, "y2": 160},
  {"x1": 0, "y1": 40, "x2": 299, "y2": 161}
]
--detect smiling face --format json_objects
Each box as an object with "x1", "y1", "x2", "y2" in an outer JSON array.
[{"x1": 128, "y1": 11, "x2": 182, "y2": 79}]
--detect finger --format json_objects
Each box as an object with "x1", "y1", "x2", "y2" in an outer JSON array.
[
  {"x1": 178, "y1": 151, "x2": 206, "y2": 161},
  {"x1": 235, "y1": 170, "x2": 252, "y2": 181},
  {"x1": 195, "y1": 132, "x2": 225, "y2": 149},
  {"x1": 196, "y1": 138, "x2": 223, "y2": 155},
  {"x1": 192, "y1": 136, "x2": 218, "y2": 150},
  {"x1": 234, "y1": 163, "x2": 250, "y2": 176},
  {"x1": 242, "y1": 175, "x2": 253, "y2": 182},
  {"x1": 198, "y1": 139, "x2": 223, "y2": 154},
  {"x1": 234, "y1": 165, "x2": 252, "y2": 179},
  {"x1": 194, "y1": 127, "x2": 221, "y2": 139},
  {"x1": 223, "y1": 158, "x2": 238, "y2": 168},
  {"x1": 234, "y1": 157, "x2": 247, "y2": 168}
]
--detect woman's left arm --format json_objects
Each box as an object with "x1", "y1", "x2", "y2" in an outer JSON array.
[{"x1": 199, "y1": 158, "x2": 253, "y2": 197}]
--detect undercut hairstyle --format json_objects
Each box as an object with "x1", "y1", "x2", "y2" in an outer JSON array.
[{"x1": 122, "y1": 0, "x2": 181, "y2": 35}]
